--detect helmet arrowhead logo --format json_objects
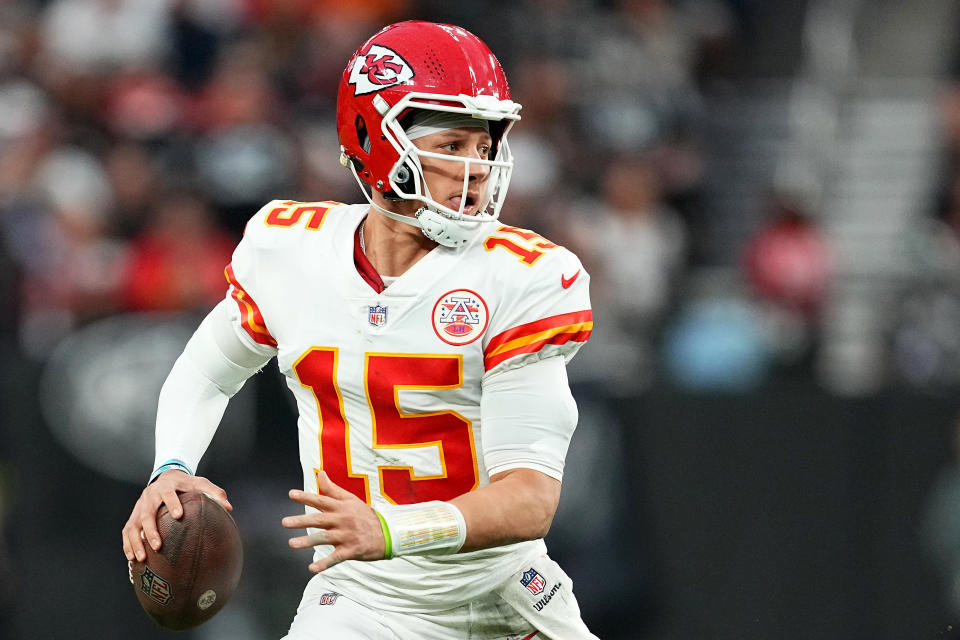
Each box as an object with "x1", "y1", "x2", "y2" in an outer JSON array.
[{"x1": 349, "y1": 45, "x2": 414, "y2": 95}]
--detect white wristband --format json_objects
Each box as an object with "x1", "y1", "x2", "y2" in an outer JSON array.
[{"x1": 375, "y1": 501, "x2": 467, "y2": 557}]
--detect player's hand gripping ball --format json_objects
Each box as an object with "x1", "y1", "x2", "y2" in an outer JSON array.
[{"x1": 129, "y1": 492, "x2": 243, "y2": 630}]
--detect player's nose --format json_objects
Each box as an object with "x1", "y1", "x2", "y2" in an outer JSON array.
[{"x1": 465, "y1": 155, "x2": 489, "y2": 183}]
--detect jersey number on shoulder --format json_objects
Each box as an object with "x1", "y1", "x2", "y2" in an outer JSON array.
[
  {"x1": 293, "y1": 349, "x2": 479, "y2": 505},
  {"x1": 263, "y1": 201, "x2": 342, "y2": 230},
  {"x1": 483, "y1": 225, "x2": 558, "y2": 266}
]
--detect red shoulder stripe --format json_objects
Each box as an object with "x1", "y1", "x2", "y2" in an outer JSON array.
[
  {"x1": 224, "y1": 263, "x2": 278, "y2": 347},
  {"x1": 484, "y1": 310, "x2": 592, "y2": 371}
]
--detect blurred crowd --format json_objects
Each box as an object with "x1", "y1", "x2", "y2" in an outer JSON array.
[
  {"x1": 7, "y1": 1, "x2": 960, "y2": 394},
  {"x1": 894, "y1": 44, "x2": 960, "y2": 390},
  {"x1": 0, "y1": 0, "x2": 751, "y2": 387}
]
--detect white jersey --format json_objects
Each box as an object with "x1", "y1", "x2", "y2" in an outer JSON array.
[{"x1": 224, "y1": 200, "x2": 592, "y2": 613}]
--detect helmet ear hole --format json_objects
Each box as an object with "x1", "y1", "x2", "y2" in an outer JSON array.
[
  {"x1": 384, "y1": 161, "x2": 415, "y2": 201},
  {"x1": 355, "y1": 115, "x2": 371, "y2": 153}
]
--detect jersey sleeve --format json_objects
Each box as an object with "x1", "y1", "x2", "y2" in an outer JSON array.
[
  {"x1": 482, "y1": 241, "x2": 592, "y2": 375},
  {"x1": 223, "y1": 198, "x2": 346, "y2": 354},
  {"x1": 221, "y1": 200, "x2": 286, "y2": 356}
]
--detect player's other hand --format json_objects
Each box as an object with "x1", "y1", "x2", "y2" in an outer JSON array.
[
  {"x1": 121, "y1": 470, "x2": 232, "y2": 563},
  {"x1": 283, "y1": 470, "x2": 386, "y2": 572}
]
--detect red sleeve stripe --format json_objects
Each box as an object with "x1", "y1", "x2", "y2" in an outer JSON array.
[
  {"x1": 224, "y1": 264, "x2": 277, "y2": 347},
  {"x1": 483, "y1": 310, "x2": 592, "y2": 371}
]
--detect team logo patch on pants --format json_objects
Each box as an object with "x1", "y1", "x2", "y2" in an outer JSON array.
[{"x1": 318, "y1": 592, "x2": 339, "y2": 606}]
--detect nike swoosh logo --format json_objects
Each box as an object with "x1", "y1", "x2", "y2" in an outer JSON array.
[{"x1": 561, "y1": 269, "x2": 581, "y2": 289}]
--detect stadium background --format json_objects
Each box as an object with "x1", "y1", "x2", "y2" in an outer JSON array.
[{"x1": 2, "y1": 0, "x2": 960, "y2": 638}]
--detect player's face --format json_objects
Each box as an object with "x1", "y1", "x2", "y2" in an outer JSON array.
[{"x1": 412, "y1": 127, "x2": 492, "y2": 217}]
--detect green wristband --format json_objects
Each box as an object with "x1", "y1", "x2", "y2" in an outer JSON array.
[{"x1": 375, "y1": 510, "x2": 393, "y2": 559}]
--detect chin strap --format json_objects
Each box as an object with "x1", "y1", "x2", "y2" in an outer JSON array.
[{"x1": 415, "y1": 207, "x2": 481, "y2": 247}]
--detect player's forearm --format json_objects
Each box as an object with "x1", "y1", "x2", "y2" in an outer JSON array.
[
  {"x1": 153, "y1": 301, "x2": 273, "y2": 479},
  {"x1": 153, "y1": 352, "x2": 232, "y2": 478},
  {"x1": 451, "y1": 467, "x2": 561, "y2": 552}
]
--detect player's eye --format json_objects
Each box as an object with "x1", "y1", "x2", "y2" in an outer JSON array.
[{"x1": 478, "y1": 144, "x2": 490, "y2": 158}]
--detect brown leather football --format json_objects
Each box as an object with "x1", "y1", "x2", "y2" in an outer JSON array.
[{"x1": 130, "y1": 491, "x2": 243, "y2": 630}]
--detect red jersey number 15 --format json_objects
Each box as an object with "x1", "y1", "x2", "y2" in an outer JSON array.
[{"x1": 293, "y1": 349, "x2": 480, "y2": 505}]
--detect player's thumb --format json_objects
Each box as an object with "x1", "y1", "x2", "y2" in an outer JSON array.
[{"x1": 314, "y1": 470, "x2": 347, "y2": 498}]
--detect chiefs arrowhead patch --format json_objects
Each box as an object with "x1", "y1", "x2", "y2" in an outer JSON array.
[{"x1": 348, "y1": 45, "x2": 415, "y2": 95}]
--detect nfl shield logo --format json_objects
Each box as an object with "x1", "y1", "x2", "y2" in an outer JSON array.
[
  {"x1": 368, "y1": 304, "x2": 387, "y2": 327},
  {"x1": 140, "y1": 566, "x2": 172, "y2": 605},
  {"x1": 520, "y1": 568, "x2": 546, "y2": 595}
]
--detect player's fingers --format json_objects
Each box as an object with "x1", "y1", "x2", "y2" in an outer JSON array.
[
  {"x1": 288, "y1": 530, "x2": 330, "y2": 549},
  {"x1": 309, "y1": 548, "x2": 344, "y2": 573},
  {"x1": 281, "y1": 513, "x2": 312, "y2": 530},
  {"x1": 140, "y1": 509, "x2": 163, "y2": 552},
  {"x1": 121, "y1": 520, "x2": 142, "y2": 562},
  {"x1": 127, "y1": 528, "x2": 148, "y2": 562},
  {"x1": 281, "y1": 510, "x2": 333, "y2": 531},
  {"x1": 303, "y1": 530, "x2": 330, "y2": 546},
  {"x1": 197, "y1": 480, "x2": 232, "y2": 511},
  {"x1": 287, "y1": 488, "x2": 338, "y2": 512},
  {"x1": 159, "y1": 488, "x2": 184, "y2": 520}
]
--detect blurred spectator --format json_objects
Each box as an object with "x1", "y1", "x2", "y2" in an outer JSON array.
[
  {"x1": 38, "y1": 0, "x2": 172, "y2": 74},
  {"x1": 931, "y1": 148, "x2": 960, "y2": 280},
  {"x1": 190, "y1": 39, "x2": 295, "y2": 232},
  {"x1": 576, "y1": 0, "x2": 732, "y2": 152},
  {"x1": 167, "y1": 0, "x2": 237, "y2": 90},
  {"x1": 888, "y1": 286, "x2": 960, "y2": 389},
  {"x1": 35, "y1": 0, "x2": 174, "y2": 128},
  {"x1": 119, "y1": 191, "x2": 236, "y2": 312},
  {"x1": 578, "y1": 153, "x2": 688, "y2": 332},
  {"x1": 245, "y1": 0, "x2": 409, "y2": 24},
  {"x1": 663, "y1": 292, "x2": 769, "y2": 391},
  {"x1": 101, "y1": 72, "x2": 187, "y2": 142},
  {"x1": 0, "y1": 79, "x2": 50, "y2": 147},
  {"x1": 0, "y1": 2, "x2": 36, "y2": 78},
  {"x1": 0, "y1": 221, "x2": 19, "y2": 351},
  {"x1": 743, "y1": 191, "x2": 832, "y2": 319},
  {"x1": 742, "y1": 189, "x2": 832, "y2": 375},
  {"x1": 13, "y1": 145, "x2": 127, "y2": 357},
  {"x1": 0, "y1": 84, "x2": 57, "y2": 201},
  {"x1": 505, "y1": 57, "x2": 580, "y2": 230},
  {"x1": 890, "y1": 33, "x2": 960, "y2": 389},
  {"x1": 566, "y1": 153, "x2": 688, "y2": 391},
  {"x1": 103, "y1": 142, "x2": 162, "y2": 238}
]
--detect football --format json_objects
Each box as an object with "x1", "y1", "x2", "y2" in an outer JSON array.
[{"x1": 130, "y1": 491, "x2": 243, "y2": 630}]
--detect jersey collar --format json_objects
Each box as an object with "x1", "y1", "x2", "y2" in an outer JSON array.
[{"x1": 353, "y1": 218, "x2": 385, "y2": 293}]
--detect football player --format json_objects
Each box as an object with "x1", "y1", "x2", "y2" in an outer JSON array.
[{"x1": 122, "y1": 20, "x2": 598, "y2": 640}]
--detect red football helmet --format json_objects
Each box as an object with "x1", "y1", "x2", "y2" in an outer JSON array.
[{"x1": 336, "y1": 21, "x2": 522, "y2": 246}]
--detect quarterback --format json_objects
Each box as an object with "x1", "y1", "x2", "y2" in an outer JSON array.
[{"x1": 122, "y1": 21, "x2": 598, "y2": 640}]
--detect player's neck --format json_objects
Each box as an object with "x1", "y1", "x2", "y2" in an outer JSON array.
[{"x1": 361, "y1": 208, "x2": 437, "y2": 277}]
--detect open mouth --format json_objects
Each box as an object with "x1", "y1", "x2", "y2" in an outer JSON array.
[{"x1": 449, "y1": 194, "x2": 478, "y2": 215}]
